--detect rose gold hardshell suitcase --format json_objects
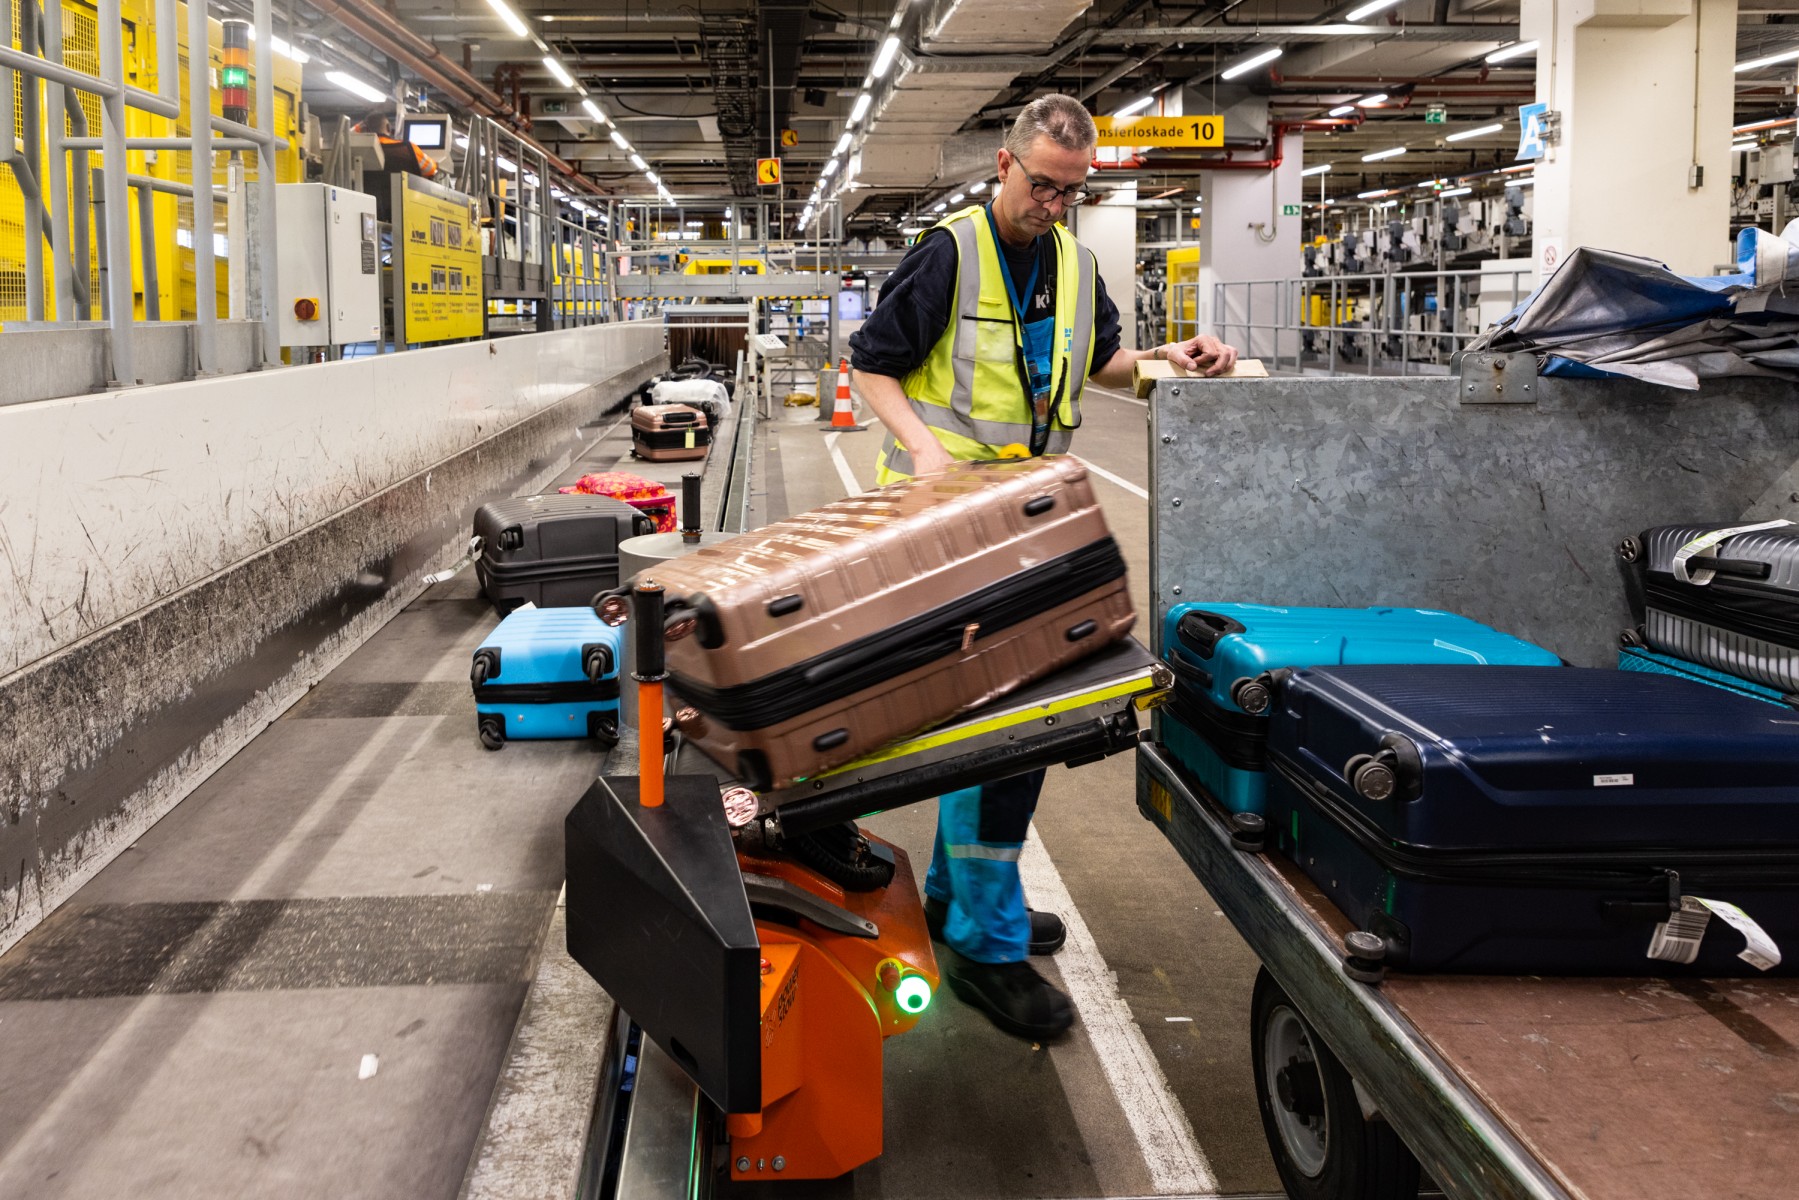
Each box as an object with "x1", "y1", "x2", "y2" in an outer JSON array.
[
  {"x1": 635, "y1": 457, "x2": 1135, "y2": 790},
  {"x1": 631, "y1": 403, "x2": 711, "y2": 462}
]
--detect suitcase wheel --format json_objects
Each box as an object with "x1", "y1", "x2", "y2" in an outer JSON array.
[
  {"x1": 1230, "y1": 669, "x2": 1292, "y2": 716},
  {"x1": 1619, "y1": 625, "x2": 1647, "y2": 649},
  {"x1": 588, "y1": 713, "x2": 620, "y2": 749},
  {"x1": 498, "y1": 526, "x2": 524, "y2": 552},
  {"x1": 581, "y1": 643, "x2": 615, "y2": 682},
  {"x1": 471, "y1": 648, "x2": 501, "y2": 687},
  {"x1": 1345, "y1": 735, "x2": 1421, "y2": 803},
  {"x1": 1617, "y1": 534, "x2": 1642, "y2": 564},
  {"x1": 478, "y1": 715, "x2": 506, "y2": 751}
]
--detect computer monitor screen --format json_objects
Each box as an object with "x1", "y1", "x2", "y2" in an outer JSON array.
[{"x1": 404, "y1": 118, "x2": 448, "y2": 149}]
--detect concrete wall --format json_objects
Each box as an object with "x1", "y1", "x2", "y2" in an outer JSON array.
[
  {"x1": 0, "y1": 322, "x2": 665, "y2": 952},
  {"x1": 1078, "y1": 182, "x2": 1140, "y2": 353},
  {"x1": 1523, "y1": 0, "x2": 1737, "y2": 276}
]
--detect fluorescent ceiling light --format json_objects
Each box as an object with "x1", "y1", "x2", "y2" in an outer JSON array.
[
  {"x1": 1221, "y1": 46, "x2": 1282, "y2": 81},
  {"x1": 1357, "y1": 93, "x2": 1388, "y2": 107},
  {"x1": 932, "y1": 201, "x2": 948, "y2": 212},
  {"x1": 1328, "y1": 105, "x2": 1356, "y2": 117},
  {"x1": 1446, "y1": 122, "x2": 1505, "y2": 143},
  {"x1": 724, "y1": 206, "x2": 732, "y2": 219},
  {"x1": 495, "y1": 154, "x2": 517, "y2": 173},
  {"x1": 1362, "y1": 146, "x2": 1407, "y2": 161},
  {"x1": 970, "y1": 180, "x2": 988, "y2": 193},
  {"x1": 949, "y1": 192, "x2": 965, "y2": 203},
  {"x1": 1439, "y1": 186, "x2": 1472, "y2": 197},
  {"x1": 486, "y1": 0, "x2": 529, "y2": 39},
  {"x1": 1376, "y1": 200, "x2": 1398, "y2": 208},
  {"x1": 455, "y1": 135, "x2": 470, "y2": 149},
  {"x1": 1416, "y1": 177, "x2": 1444, "y2": 188},
  {"x1": 582, "y1": 98, "x2": 605, "y2": 123},
  {"x1": 247, "y1": 29, "x2": 309, "y2": 64},
  {"x1": 1736, "y1": 47, "x2": 1799, "y2": 73},
  {"x1": 326, "y1": 71, "x2": 385, "y2": 104},
  {"x1": 1510, "y1": 177, "x2": 1535, "y2": 186},
  {"x1": 542, "y1": 56, "x2": 575, "y2": 88},
  {"x1": 629, "y1": 153, "x2": 647, "y2": 170},
  {"x1": 821, "y1": 158, "x2": 840, "y2": 177},
  {"x1": 849, "y1": 92, "x2": 873, "y2": 126},
  {"x1": 1345, "y1": 0, "x2": 1401, "y2": 19},
  {"x1": 890, "y1": 11, "x2": 903, "y2": 28},
  {"x1": 873, "y1": 35, "x2": 901, "y2": 78},
  {"x1": 646, "y1": 171, "x2": 659, "y2": 185},
  {"x1": 1486, "y1": 40, "x2": 1537, "y2": 64},
  {"x1": 900, "y1": 226, "x2": 924, "y2": 235},
  {"x1": 1300, "y1": 163, "x2": 1330, "y2": 177},
  {"x1": 1113, "y1": 94, "x2": 1154, "y2": 119},
  {"x1": 1357, "y1": 187, "x2": 1388, "y2": 198},
  {"x1": 610, "y1": 129, "x2": 629, "y2": 150},
  {"x1": 524, "y1": 172, "x2": 539, "y2": 186}
]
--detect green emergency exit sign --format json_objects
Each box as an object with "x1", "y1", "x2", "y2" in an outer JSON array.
[
  {"x1": 1426, "y1": 105, "x2": 1447, "y2": 123},
  {"x1": 1282, "y1": 204, "x2": 1301, "y2": 216}
]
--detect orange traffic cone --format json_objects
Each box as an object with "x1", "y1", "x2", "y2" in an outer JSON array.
[{"x1": 829, "y1": 358, "x2": 863, "y2": 431}]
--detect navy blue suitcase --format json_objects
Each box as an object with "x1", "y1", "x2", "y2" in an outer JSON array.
[
  {"x1": 1265, "y1": 665, "x2": 1799, "y2": 975},
  {"x1": 470, "y1": 608, "x2": 624, "y2": 751}
]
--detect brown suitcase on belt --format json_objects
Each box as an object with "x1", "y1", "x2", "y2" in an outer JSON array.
[
  {"x1": 632, "y1": 457, "x2": 1135, "y2": 791},
  {"x1": 632, "y1": 403, "x2": 711, "y2": 462}
]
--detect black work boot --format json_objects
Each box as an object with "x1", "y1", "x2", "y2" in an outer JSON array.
[
  {"x1": 924, "y1": 896, "x2": 1067, "y2": 956},
  {"x1": 943, "y1": 951, "x2": 1075, "y2": 1041}
]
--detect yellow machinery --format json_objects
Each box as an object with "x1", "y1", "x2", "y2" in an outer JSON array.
[
  {"x1": 1, "y1": 0, "x2": 303, "y2": 323},
  {"x1": 1164, "y1": 245, "x2": 1199, "y2": 343}
]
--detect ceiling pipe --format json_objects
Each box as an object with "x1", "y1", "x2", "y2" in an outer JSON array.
[{"x1": 303, "y1": 0, "x2": 604, "y2": 193}]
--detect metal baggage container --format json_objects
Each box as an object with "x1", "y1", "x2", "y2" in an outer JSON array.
[
  {"x1": 1621, "y1": 521, "x2": 1799, "y2": 691},
  {"x1": 631, "y1": 403, "x2": 711, "y2": 462},
  {"x1": 1264, "y1": 664, "x2": 1799, "y2": 975},
  {"x1": 471, "y1": 607, "x2": 624, "y2": 749},
  {"x1": 1159, "y1": 604, "x2": 1560, "y2": 815},
  {"x1": 620, "y1": 457, "x2": 1136, "y2": 791},
  {"x1": 473, "y1": 493, "x2": 655, "y2": 613}
]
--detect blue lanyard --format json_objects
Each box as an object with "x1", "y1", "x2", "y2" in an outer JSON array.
[{"x1": 982, "y1": 203, "x2": 1040, "y2": 325}]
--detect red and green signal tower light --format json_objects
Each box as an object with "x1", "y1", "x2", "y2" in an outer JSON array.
[{"x1": 220, "y1": 19, "x2": 251, "y2": 127}]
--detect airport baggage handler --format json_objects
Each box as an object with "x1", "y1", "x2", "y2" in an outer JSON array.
[{"x1": 849, "y1": 94, "x2": 1239, "y2": 1041}]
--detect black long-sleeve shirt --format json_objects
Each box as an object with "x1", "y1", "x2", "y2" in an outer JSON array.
[{"x1": 849, "y1": 223, "x2": 1123, "y2": 380}]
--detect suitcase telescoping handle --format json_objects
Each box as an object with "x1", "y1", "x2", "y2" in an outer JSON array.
[
  {"x1": 682, "y1": 473, "x2": 703, "y2": 544},
  {"x1": 1175, "y1": 609, "x2": 1247, "y2": 659},
  {"x1": 633, "y1": 581, "x2": 669, "y2": 807}
]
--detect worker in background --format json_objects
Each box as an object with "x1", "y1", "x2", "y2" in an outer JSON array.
[
  {"x1": 849, "y1": 94, "x2": 1238, "y2": 1043},
  {"x1": 354, "y1": 111, "x2": 439, "y2": 179}
]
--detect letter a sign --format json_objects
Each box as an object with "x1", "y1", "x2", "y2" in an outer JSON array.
[{"x1": 1516, "y1": 103, "x2": 1548, "y2": 161}]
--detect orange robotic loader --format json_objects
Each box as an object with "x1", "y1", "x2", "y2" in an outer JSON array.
[{"x1": 567, "y1": 582, "x2": 938, "y2": 1183}]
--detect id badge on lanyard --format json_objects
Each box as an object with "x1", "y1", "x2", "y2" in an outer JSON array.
[{"x1": 984, "y1": 206, "x2": 1055, "y2": 443}]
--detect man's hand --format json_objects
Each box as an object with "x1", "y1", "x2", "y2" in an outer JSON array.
[
  {"x1": 1163, "y1": 335, "x2": 1239, "y2": 377},
  {"x1": 906, "y1": 437, "x2": 956, "y2": 476}
]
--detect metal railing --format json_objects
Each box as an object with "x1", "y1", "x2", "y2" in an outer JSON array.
[
  {"x1": 1, "y1": 0, "x2": 282, "y2": 383},
  {"x1": 1186, "y1": 266, "x2": 1534, "y2": 376}
]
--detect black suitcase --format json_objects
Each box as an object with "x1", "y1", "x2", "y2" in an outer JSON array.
[
  {"x1": 473, "y1": 493, "x2": 655, "y2": 613},
  {"x1": 1619, "y1": 521, "x2": 1799, "y2": 693},
  {"x1": 1265, "y1": 665, "x2": 1799, "y2": 975}
]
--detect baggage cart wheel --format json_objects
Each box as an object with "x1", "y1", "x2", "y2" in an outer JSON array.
[
  {"x1": 478, "y1": 716, "x2": 506, "y2": 752},
  {"x1": 1251, "y1": 967, "x2": 1420, "y2": 1200}
]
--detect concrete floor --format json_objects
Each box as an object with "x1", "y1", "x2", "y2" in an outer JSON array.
[{"x1": 0, "y1": 390, "x2": 1281, "y2": 1198}]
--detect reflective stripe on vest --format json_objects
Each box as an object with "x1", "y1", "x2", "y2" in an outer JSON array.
[{"x1": 881, "y1": 207, "x2": 1098, "y2": 479}]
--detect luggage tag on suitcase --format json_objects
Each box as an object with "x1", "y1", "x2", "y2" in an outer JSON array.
[
  {"x1": 1648, "y1": 895, "x2": 1783, "y2": 971},
  {"x1": 1671, "y1": 519, "x2": 1794, "y2": 584}
]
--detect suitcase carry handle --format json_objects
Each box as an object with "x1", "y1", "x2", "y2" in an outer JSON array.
[
  {"x1": 1668, "y1": 555, "x2": 1772, "y2": 582},
  {"x1": 1176, "y1": 610, "x2": 1247, "y2": 659}
]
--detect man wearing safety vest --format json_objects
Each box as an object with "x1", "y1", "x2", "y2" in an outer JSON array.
[{"x1": 849, "y1": 95, "x2": 1239, "y2": 1042}]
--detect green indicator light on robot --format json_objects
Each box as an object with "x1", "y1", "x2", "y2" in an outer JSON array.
[{"x1": 895, "y1": 975, "x2": 931, "y2": 1015}]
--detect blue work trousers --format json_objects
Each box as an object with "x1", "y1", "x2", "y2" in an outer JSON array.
[{"x1": 922, "y1": 769, "x2": 1047, "y2": 964}]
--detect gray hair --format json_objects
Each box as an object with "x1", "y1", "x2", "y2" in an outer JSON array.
[{"x1": 1005, "y1": 94, "x2": 1098, "y2": 160}]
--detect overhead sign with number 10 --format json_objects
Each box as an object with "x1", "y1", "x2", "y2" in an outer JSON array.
[{"x1": 1093, "y1": 115, "x2": 1224, "y2": 148}]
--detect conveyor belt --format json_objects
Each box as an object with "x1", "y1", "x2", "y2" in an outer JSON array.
[{"x1": 766, "y1": 639, "x2": 1170, "y2": 836}]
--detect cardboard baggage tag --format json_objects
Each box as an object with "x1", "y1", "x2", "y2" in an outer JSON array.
[
  {"x1": 1647, "y1": 895, "x2": 1782, "y2": 971},
  {"x1": 1671, "y1": 519, "x2": 1794, "y2": 585}
]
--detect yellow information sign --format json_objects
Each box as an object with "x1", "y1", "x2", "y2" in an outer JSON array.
[
  {"x1": 780, "y1": 128, "x2": 799, "y2": 148},
  {"x1": 393, "y1": 174, "x2": 483, "y2": 343},
  {"x1": 757, "y1": 157, "x2": 783, "y2": 186},
  {"x1": 1094, "y1": 115, "x2": 1224, "y2": 148}
]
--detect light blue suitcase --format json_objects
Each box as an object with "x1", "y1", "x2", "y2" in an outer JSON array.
[
  {"x1": 1619, "y1": 644, "x2": 1795, "y2": 708},
  {"x1": 1159, "y1": 604, "x2": 1562, "y2": 813},
  {"x1": 471, "y1": 608, "x2": 623, "y2": 750}
]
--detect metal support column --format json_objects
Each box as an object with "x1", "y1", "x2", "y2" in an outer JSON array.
[
  {"x1": 188, "y1": 0, "x2": 218, "y2": 371},
  {"x1": 254, "y1": 0, "x2": 280, "y2": 365},
  {"x1": 42, "y1": 0, "x2": 76, "y2": 322}
]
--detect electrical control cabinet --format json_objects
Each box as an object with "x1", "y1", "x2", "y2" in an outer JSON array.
[{"x1": 276, "y1": 184, "x2": 382, "y2": 347}]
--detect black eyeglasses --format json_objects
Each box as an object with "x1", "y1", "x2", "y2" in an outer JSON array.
[{"x1": 1012, "y1": 160, "x2": 1092, "y2": 207}]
